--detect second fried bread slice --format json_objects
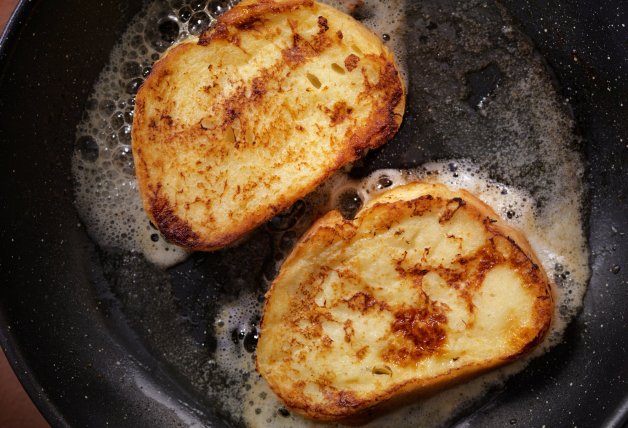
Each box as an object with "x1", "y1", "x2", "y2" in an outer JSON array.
[
  {"x1": 132, "y1": 0, "x2": 405, "y2": 250},
  {"x1": 256, "y1": 182, "x2": 553, "y2": 421}
]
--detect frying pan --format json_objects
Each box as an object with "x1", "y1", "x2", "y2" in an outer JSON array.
[{"x1": 0, "y1": 0, "x2": 626, "y2": 427}]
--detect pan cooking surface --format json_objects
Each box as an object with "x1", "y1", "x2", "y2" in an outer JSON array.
[
  {"x1": 73, "y1": 0, "x2": 589, "y2": 426},
  {"x1": 0, "y1": 0, "x2": 626, "y2": 427}
]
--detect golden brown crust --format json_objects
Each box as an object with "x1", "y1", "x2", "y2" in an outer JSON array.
[
  {"x1": 198, "y1": 0, "x2": 314, "y2": 46},
  {"x1": 256, "y1": 182, "x2": 553, "y2": 421},
  {"x1": 132, "y1": 0, "x2": 405, "y2": 251}
]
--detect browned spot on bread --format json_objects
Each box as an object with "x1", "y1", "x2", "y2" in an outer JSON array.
[
  {"x1": 251, "y1": 75, "x2": 267, "y2": 100},
  {"x1": 382, "y1": 302, "x2": 448, "y2": 366},
  {"x1": 281, "y1": 33, "x2": 314, "y2": 66},
  {"x1": 356, "y1": 346, "x2": 368, "y2": 360},
  {"x1": 325, "y1": 101, "x2": 353, "y2": 125},
  {"x1": 345, "y1": 53, "x2": 360, "y2": 71},
  {"x1": 439, "y1": 197, "x2": 465, "y2": 223},
  {"x1": 337, "y1": 391, "x2": 360, "y2": 408},
  {"x1": 200, "y1": 21, "x2": 230, "y2": 45},
  {"x1": 160, "y1": 115, "x2": 174, "y2": 126},
  {"x1": 319, "y1": 388, "x2": 361, "y2": 412},
  {"x1": 322, "y1": 335, "x2": 334, "y2": 347},
  {"x1": 317, "y1": 15, "x2": 329, "y2": 33},
  {"x1": 281, "y1": 19, "x2": 334, "y2": 67},
  {"x1": 345, "y1": 292, "x2": 387, "y2": 312}
]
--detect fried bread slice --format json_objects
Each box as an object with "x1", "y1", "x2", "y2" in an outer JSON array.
[
  {"x1": 256, "y1": 182, "x2": 553, "y2": 421},
  {"x1": 132, "y1": 0, "x2": 405, "y2": 250}
]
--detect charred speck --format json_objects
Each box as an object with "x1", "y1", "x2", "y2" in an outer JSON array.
[
  {"x1": 506, "y1": 210, "x2": 515, "y2": 219},
  {"x1": 278, "y1": 407, "x2": 290, "y2": 417},
  {"x1": 150, "y1": 233, "x2": 160, "y2": 242}
]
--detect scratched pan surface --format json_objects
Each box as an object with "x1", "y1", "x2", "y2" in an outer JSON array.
[{"x1": 0, "y1": 0, "x2": 627, "y2": 427}]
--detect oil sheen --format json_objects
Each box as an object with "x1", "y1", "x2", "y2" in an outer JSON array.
[{"x1": 71, "y1": 0, "x2": 589, "y2": 427}]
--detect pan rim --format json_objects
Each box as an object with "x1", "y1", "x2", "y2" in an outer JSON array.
[
  {"x1": 0, "y1": 1, "x2": 71, "y2": 425},
  {"x1": 0, "y1": 1, "x2": 626, "y2": 427}
]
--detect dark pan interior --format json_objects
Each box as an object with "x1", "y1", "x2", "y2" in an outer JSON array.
[{"x1": 0, "y1": 0, "x2": 626, "y2": 427}]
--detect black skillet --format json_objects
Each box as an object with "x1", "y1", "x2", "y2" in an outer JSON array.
[{"x1": 0, "y1": 0, "x2": 626, "y2": 427}]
